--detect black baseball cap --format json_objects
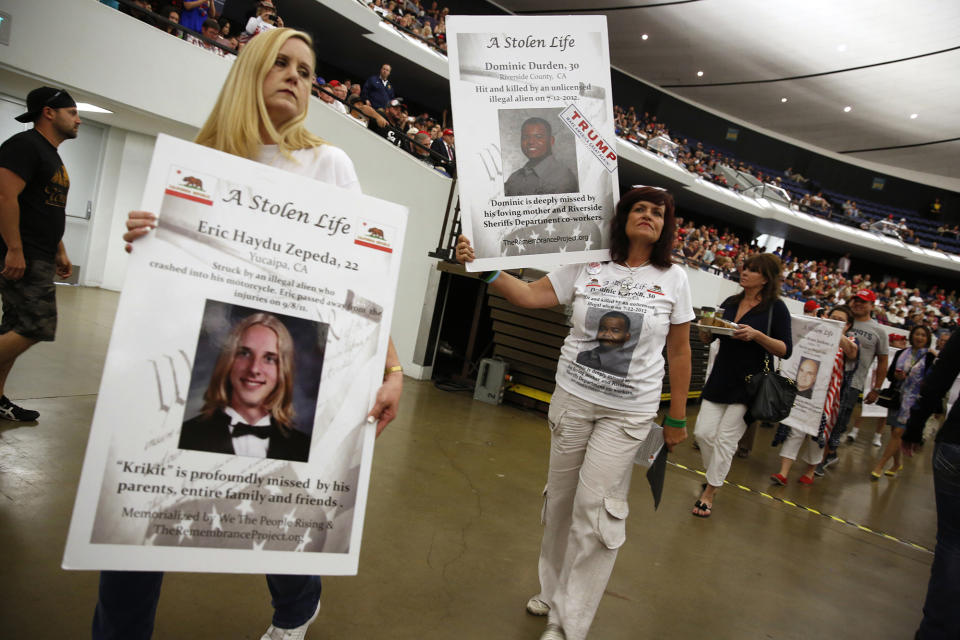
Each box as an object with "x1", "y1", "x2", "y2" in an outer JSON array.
[{"x1": 15, "y1": 87, "x2": 77, "y2": 123}]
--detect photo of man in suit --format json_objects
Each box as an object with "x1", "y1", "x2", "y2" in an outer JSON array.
[
  {"x1": 576, "y1": 310, "x2": 633, "y2": 377},
  {"x1": 795, "y1": 357, "x2": 820, "y2": 399},
  {"x1": 503, "y1": 116, "x2": 578, "y2": 197},
  {"x1": 179, "y1": 312, "x2": 310, "y2": 462}
]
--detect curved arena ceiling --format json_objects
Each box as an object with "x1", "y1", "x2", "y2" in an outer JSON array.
[{"x1": 496, "y1": 0, "x2": 960, "y2": 184}]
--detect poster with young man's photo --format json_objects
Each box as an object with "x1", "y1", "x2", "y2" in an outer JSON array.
[
  {"x1": 446, "y1": 15, "x2": 619, "y2": 271},
  {"x1": 64, "y1": 135, "x2": 407, "y2": 575}
]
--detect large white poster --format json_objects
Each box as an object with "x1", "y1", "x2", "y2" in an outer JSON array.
[
  {"x1": 781, "y1": 315, "x2": 845, "y2": 436},
  {"x1": 63, "y1": 135, "x2": 406, "y2": 575},
  {"x1": 446, "y1": 15, "x2": 619, "y2": 271}
]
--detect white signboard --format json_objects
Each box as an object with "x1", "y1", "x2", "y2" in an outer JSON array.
[
  {"x1": 780, "y1": 315, "x2": 845, "y2": 436},
  {"x1": 64, "y1": 135, "x2": 407, "y2": 575},
  {"x1": 446, "y1": 15, "x2": 619, "y2": 271}
]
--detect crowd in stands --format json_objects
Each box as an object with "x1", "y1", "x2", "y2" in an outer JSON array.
[
  {"x1": 101, "y1": 0, "x2": 458, "y2": 175},
  {"x1": 615, "y1": 105, "x2": 957, "y2": 256},
  {"x1": 672, "y1": 215, "x2": 960, "y2": 335},
  {"x1": 364, "y1": 0, "x2": 449, "y2": 55}
]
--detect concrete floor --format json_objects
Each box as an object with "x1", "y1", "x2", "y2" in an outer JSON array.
[{"x1": 0, "y1": 286, "x2": 936, "y2": 639}]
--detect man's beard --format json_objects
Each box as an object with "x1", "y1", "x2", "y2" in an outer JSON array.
[{"x1": 56, "y1": 123, "x2": 78, "y2": 139}]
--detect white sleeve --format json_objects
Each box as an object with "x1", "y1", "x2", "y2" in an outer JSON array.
[
  {"x1": 322, "y1": 146, "x2": 361, "y2": 193},
  {"x1": 546, "y1": 264, "x2": 582, "y2": 305},
  {"x1": 670, "y1": 266, "x2": 696, "y2": 324},
  {"x1": 245, "y1": 17, "x2": 260, "y2": 35}
]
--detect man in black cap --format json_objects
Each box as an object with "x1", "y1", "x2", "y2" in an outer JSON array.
[{"x1": 0, "y1": 87, "x2": 79, "y2": 421}]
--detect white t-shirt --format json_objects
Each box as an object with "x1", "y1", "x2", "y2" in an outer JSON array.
[
  {"x1": 548, "y1": 261, "x2": 695, "y2": 412},
  {"x1": 254, "y1": 144, "x2": 360, "y2": 193}
]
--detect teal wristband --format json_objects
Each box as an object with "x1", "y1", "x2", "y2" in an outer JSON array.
[
  {"x1": 480, "y1": 270, "x2": 501, "y2": 283},
  {"x1": 663, "y1": 416, "x2": 687, "y2": 429}
]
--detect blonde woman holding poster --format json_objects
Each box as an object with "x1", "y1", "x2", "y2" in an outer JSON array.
[
  {"x1": 93, "y1": 28, "x2": 402, "y2": 640},
  {"x1": 456, "y1": 186, "x2": 694, "y2": 640}
]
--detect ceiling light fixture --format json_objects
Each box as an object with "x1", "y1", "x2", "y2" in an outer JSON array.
[
  {"x1": 641, "y1": 34, "x2": 648, "y2": 40},
  {"x1": 696, "y1": 70, "x2": 704, "y2": 77},
  {"x1": 76, "y1": 102, "x2": 113, "y2": 114},
  {"x1": 843, "y1": 106, "x2": 852, "y2": 113},
  {"x1": 910, "y1": 113, "x2": 919, "y2": 119},
  {"x1": 780, "y1": 97, "x2": 788, "y2": 103}
]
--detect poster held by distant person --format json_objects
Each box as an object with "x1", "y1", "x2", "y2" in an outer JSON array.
[
  {"x1": 446, "y1": 15, "x2": 619, "y2": 271},
  {"x1": 63, "y1": 135, "x2": 407, "y2": 575},
  {"x1": 780, "y1": 315, "x2": 845, "y2": 436}
]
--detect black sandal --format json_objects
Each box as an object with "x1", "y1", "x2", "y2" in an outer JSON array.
[{"x1": 692, "y1": 500, "x2": 712, "y2": 518}]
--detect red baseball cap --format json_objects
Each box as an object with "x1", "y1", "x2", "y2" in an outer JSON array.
[
  {"x1": 442, "y1": 128, "x2": 454, "y2": 136},
  {"x1": 853, "y1": 289, "x2": 876, "y2": 303},
  {"x1": 803, "y1": 300, "x2": 820, "y2": 312}
]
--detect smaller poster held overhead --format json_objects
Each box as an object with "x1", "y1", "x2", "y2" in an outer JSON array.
[{"x1": 446, "y1": 15, "x2": 619, "y2": 271}]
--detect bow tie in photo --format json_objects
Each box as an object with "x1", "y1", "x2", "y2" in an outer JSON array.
[{"x1": 231, "y1": 423, "x2": 272, "y2": 439}]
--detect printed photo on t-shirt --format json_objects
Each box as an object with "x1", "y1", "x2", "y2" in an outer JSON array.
[{"x1": 573, "y1": 307, "x2": 644, "y2": 378}]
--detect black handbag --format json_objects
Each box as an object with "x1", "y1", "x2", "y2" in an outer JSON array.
[
  {"x1": 744, "y1": 306, "x2": 797, "y2": 422},
  {"x1": 876, "y1": 386, "x2": 901, "y2": 409}
]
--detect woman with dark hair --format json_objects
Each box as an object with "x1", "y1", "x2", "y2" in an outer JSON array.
[
  {"x1": 871, "y1": 324, "x2": 934, "y2": 479},
  {"x1": 693, "y1": 252, "x2": 792, "y2": 517},
  {"x1": 455, "y1": 186, "x2": 694, "y2": 640}
]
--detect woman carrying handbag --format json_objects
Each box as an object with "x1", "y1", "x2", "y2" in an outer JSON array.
[
  {"x1": 693, "y1": 253, "x2": 792, "y2": 517},
  {"x1": 871, "y1": 325, "x2": 934, "y2": 479}
]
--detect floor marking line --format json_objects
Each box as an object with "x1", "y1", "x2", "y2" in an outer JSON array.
[{"x1": 669, "y1": 460, "x2": 933, "y2": 554}]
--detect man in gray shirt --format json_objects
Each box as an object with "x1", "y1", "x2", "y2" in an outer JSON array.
[
  {"x1": 503, "y1": 117, "x2": 578, "y2": 197},
  {"x1": 817, "y1": 290, "x2": 889, "y2": 474}
]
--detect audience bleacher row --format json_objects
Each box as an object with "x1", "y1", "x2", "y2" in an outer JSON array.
[
  {"x1": 672, "y1": 215, "x2": 959, "y2": 335},
  {"x1": 102, "y1": 0, "x2": 457, "y2": 174},
  {"x1": 614, "y1": 106, "x2": 958, "y2": 255}
]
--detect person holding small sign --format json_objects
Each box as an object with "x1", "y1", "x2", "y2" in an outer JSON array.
[
  {"x1": 456, "y1": 186, "x2": 694, "y2": 640},
  {"x1": 94, "y1": 28, "x2": 403, "y2": 640}
]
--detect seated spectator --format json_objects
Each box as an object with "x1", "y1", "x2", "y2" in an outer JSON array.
[
  {"x1": 316, "y1": 81, "x2": 348, "y2": 115},
  {"x1": 162, "y1": 5, "x2": 184, "y2": 37},
  {"x1": 369, "y1": 98, "x2": 409, "y2": 150},
  {"x1": 431, "y1": 128, "x2": 455, "y2": 166},
  {"x1": 127, "y1": 0, "x2": 158, "y2": 27},
  {"x1": 186, "y1": 18, "x2": 232, "y2": 57},
  {"x1": 411, "y1": 131, "x2": 448, "y2": 176},
  {"x1": 241, "y1": 0, "x2": 279, "y2": 44},
  {"x1": 345, "y1": 95, "x2": 388, "y2": 130}
]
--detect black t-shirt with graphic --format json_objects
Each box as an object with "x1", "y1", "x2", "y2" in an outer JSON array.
[{"x1": 0, "y1": 129, "x2": 69, "y2": 260}]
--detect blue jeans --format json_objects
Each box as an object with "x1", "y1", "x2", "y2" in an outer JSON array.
[
  {"x1": 917, "y1": 442, "x2": 960, "y2": 640},
  {"x1": 92, "y1": 571, "x2": 322, "y2": 639},
  {"x1": 828, "y1": 385, "x2": 860, "y2": 451}
]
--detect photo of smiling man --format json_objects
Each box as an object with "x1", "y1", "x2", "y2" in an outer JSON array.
[
  {"x1": 502, "y1": 110, "x2": 579, "y2": 197},
  {"x1": 179, "y1": 304, "x2": 325, "y2": 462},
  {"x1": 575, "y1": 309, "x2": 637, "y2": 378}
]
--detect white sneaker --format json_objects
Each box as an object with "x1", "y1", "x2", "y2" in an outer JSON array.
[
  {"x1": 261, "y1": 600, "x2": 321, "y2": 640},
  {"x1": 846, "y1": 428, "x2": 859, "y2": 443},
  {"x1": 873, "y1": 433, "x2": 883, "y2": 447},
  {"x1": 526, "y1": 597, "x2": 550, "y2": 616},
  {"x1": 540, "y1": 623, "x2": 566, "y2": 640}
]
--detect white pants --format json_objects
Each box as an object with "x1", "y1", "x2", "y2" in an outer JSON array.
[
  {"x1": 779, "y1": 428, "x2": 822, "y2": 465},
  {"x1": 693, "y1": 399, "x2": 748, "y2": 487},
  {"x1": 536, "y1": 386, "x2": 655, "y2": 640}
]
